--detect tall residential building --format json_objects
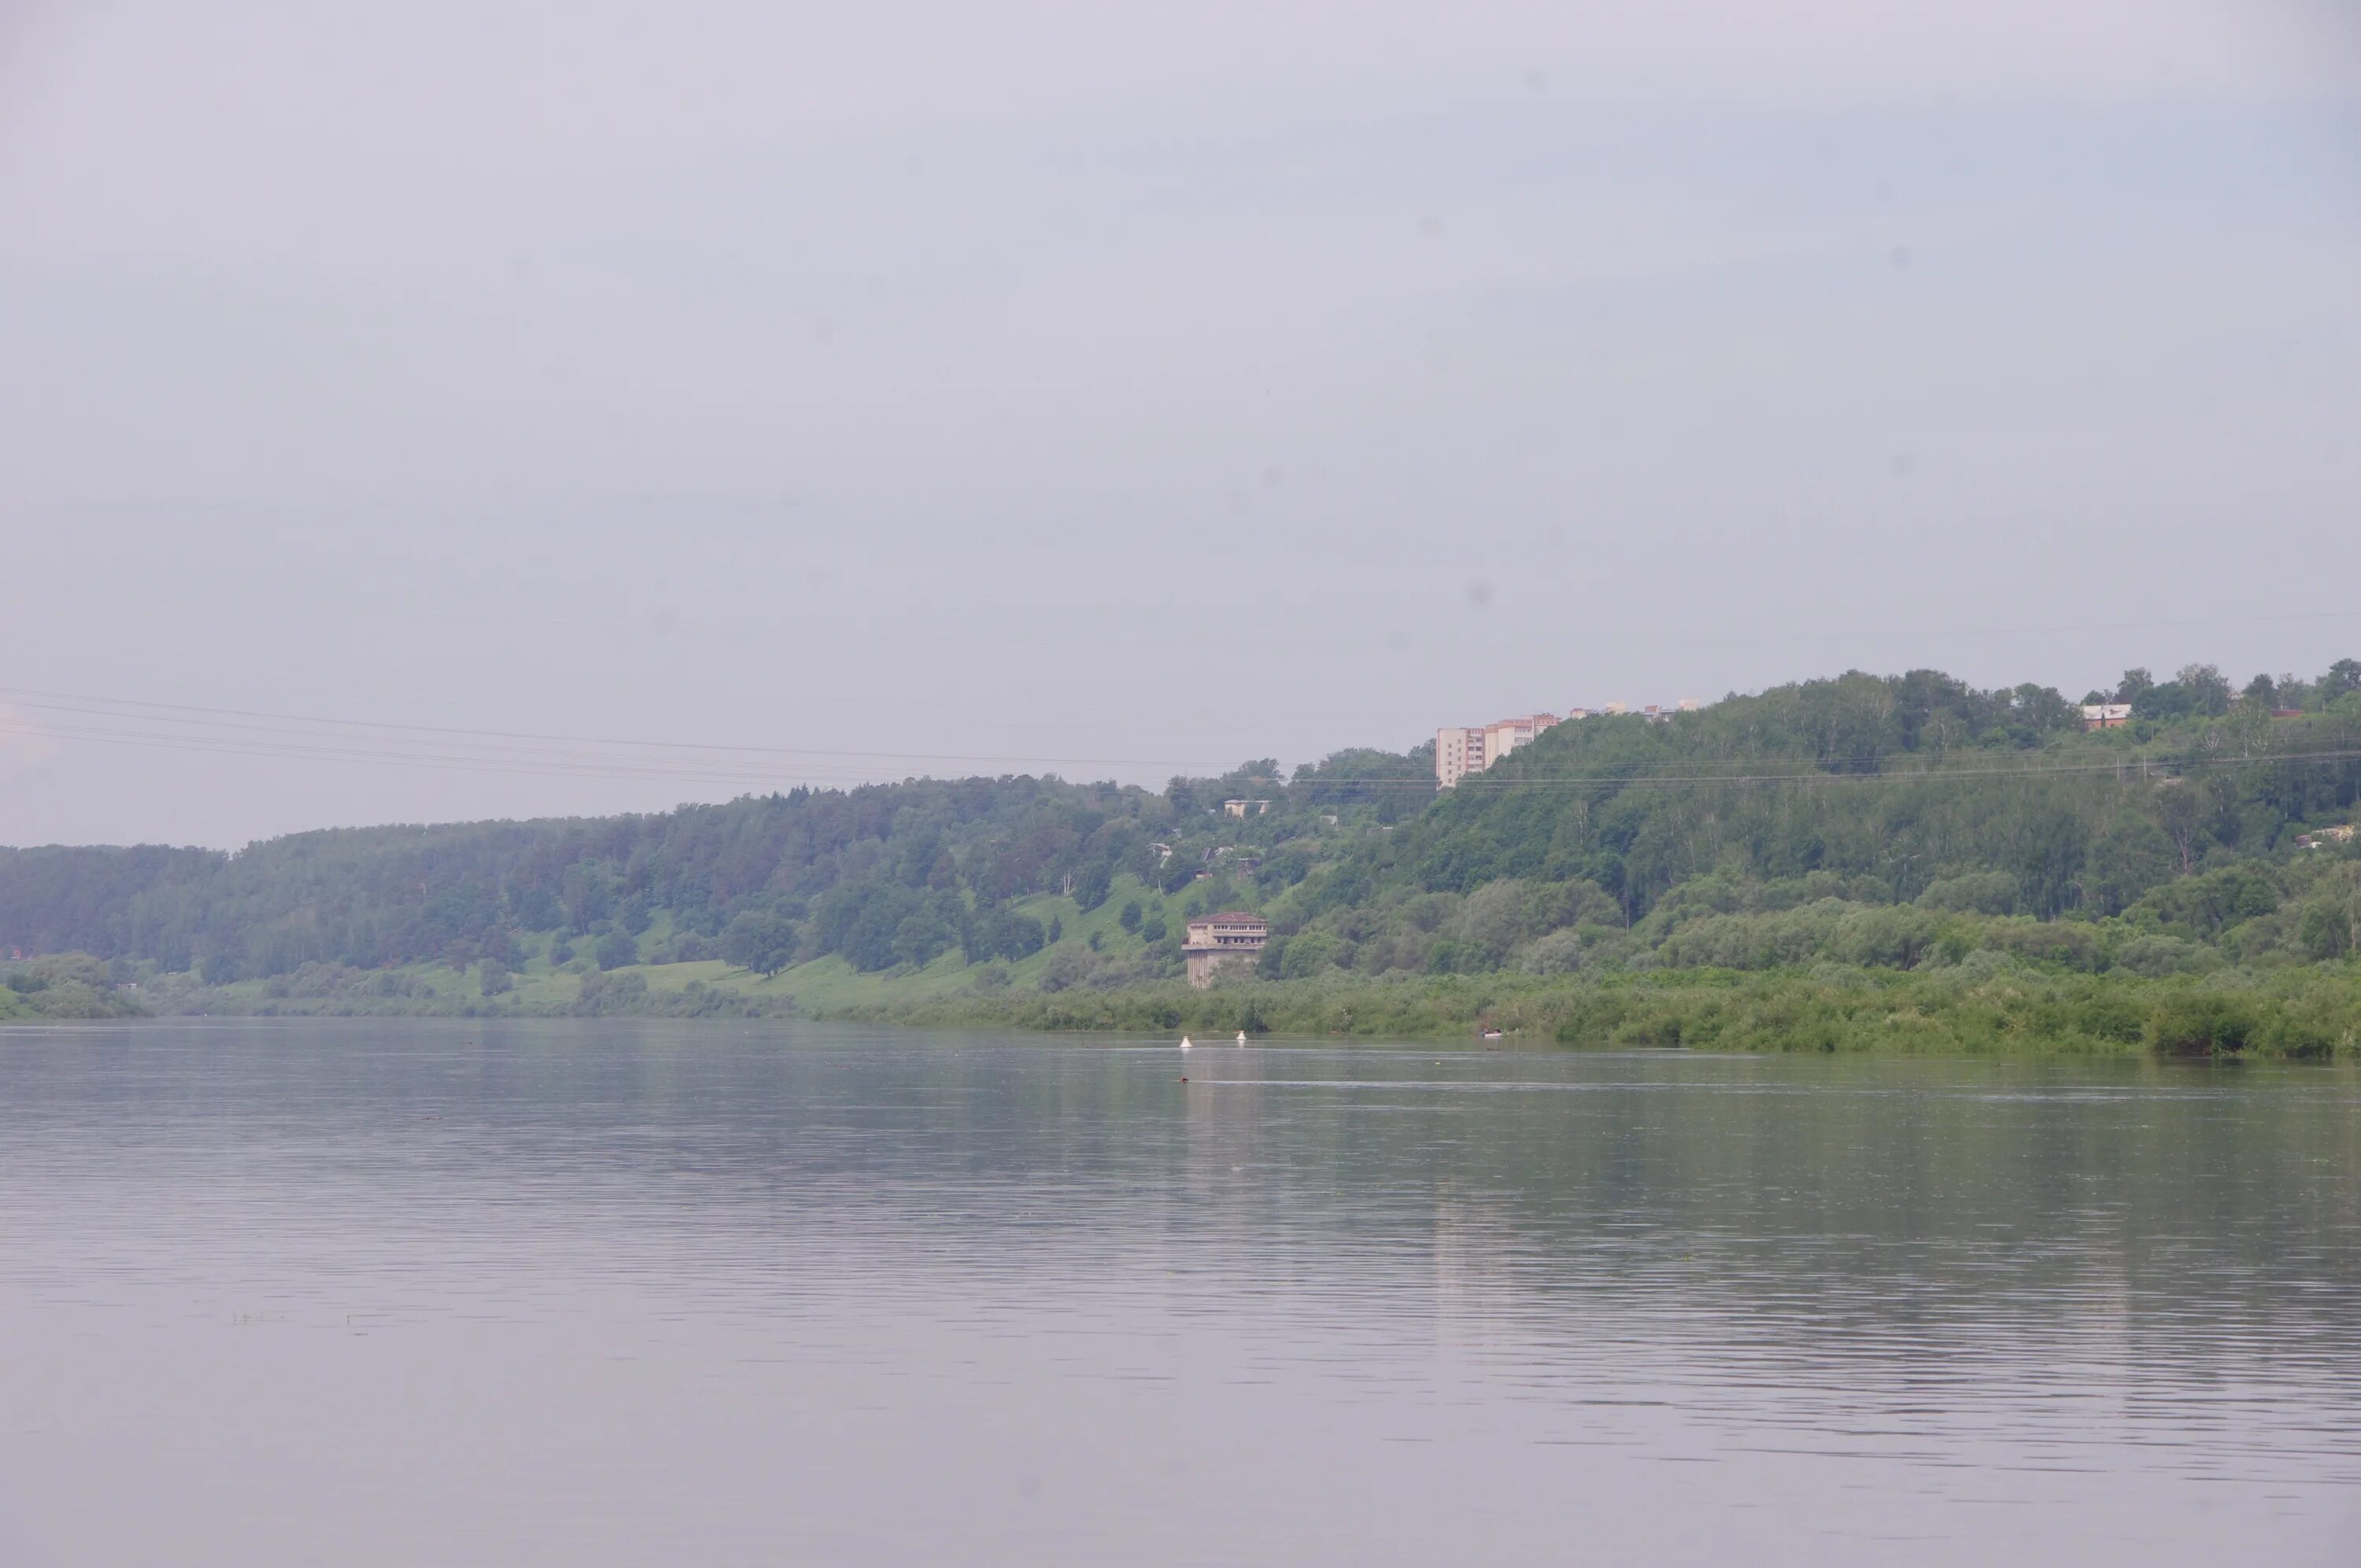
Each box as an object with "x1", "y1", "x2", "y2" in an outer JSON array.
[
  {"x1": 1483, "y1": 714, "x2": 1555, "y2": 767},
  {"x1": 1436, "y1": 714, "x2": 1558, "y2": 788},
  {"x1": 1435, "y1": 726, "x2": 1483, "y2": 789}
]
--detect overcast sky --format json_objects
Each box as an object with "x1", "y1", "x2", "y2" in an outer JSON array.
[{"x1": 2, "y1": 0, "x2": 2358, "y2": 848}]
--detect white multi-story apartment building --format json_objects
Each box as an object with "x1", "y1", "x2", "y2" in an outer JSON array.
[
  {"x1": 1438, "y1": 700, "x2": 1707, "y2": 786},
  {"x1": 1435, "y1": 726, "x2": 1482, "y2": 789},
  {"x1": 1482, "y1": 714, "x2": 1554, "y2": 767},
  {"x1": 1435, "y1": 714, "x2": 1558, "y2": 788}
]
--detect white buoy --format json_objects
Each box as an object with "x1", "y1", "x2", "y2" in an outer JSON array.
[
  {"x1": 1236, "y1": 1031, "x2": 1247, "y2": 1046},
  {"x1": 1179, "y1": 1035, "x2": 1192, "y2": 1050}
]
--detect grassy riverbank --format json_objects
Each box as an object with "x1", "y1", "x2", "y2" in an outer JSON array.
[
  {"x1": 822, "y1": 966, "x2": 2359, "y2": 1057},
  {"x1": 99, "y1": 953, "x2": 2361, "y2": 1057}
]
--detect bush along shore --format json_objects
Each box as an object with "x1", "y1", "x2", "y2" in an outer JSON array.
[
  {"x1": 0, "y1": 953, "x2": 150, "y2": 1020},
  {"x1": 37, "y1": 951, "x2": 2359, "y2": 1058},
  {"x1": 812, "y1": 967, "x2": 2361, "y2": 1057}
]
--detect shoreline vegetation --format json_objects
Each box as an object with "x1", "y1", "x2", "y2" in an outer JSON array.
[
  {"x1": 6, "y1": 662, "x2": 2360, "y2": 1058},
  {"x1": 9, "y1": 949, "x2": 2357, "y2": 1060}
]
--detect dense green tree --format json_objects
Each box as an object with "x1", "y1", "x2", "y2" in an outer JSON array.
[
  {"x1": 509, "y1": 883, "x2": 563, "y2": 931},
  {"x1": 890, "y1": 904, "x2": 960, "y2": 968},
  {"x1": 719, "y1": 910, "x2": 800, "y2": 977},
  {"x1": 1256, "y1": 847, "x2": 1314, "y2": 889},
  {"x1": 838, "y1": 888, "x2": 923, "y2": 971},
  {"x1": 2177, "y1": 663, "x2": 2233, "y2": 717},
  {"x1": 2084, "y1": 817, "x2": 2177, "y2": 915},
  {"x1": 1291, "y1": 743, "x2": 1436, "y2": 823},
  {"x1": 1280, "y1": 932, "x2": 1340, "y2": 978},
  {"x1": 478, "y1": 927, "x2": 524, "y2": 968},
  {"x1": 593, "y1": 929, "x2": 639, "y2": 970},
  {"x1": 563, "y1": 864, "x2": 618, "y2": 935},
  {"x1": 963, "y1": 908, "x2": 1046, "y2": 964}
]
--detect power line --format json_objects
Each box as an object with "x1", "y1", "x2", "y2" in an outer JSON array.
[
  {"x1": 6, "y1": 684, "x2": 2355, "y2": 797},
  {"x1": 0, "y1": 686, "x2": 1227, "y2": 773},
  {"x1": 0, "y1": 719, "x2": 848, "y2": 787},
  {"x1": 0, "y1": 717, "x2": 1177, "y2": 789},
  {"x1": 8, "y1": 712, "x2": 2353, "y2": 795}
]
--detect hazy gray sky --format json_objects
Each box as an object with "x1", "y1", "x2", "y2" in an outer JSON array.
[{"x1": 3, "y1": 0, "x2": 2357, "y2": 847}]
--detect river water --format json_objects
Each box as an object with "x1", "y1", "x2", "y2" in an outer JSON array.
[{"x1": 1, "y1": 1019, "x2": 2355, "y2": 1564}]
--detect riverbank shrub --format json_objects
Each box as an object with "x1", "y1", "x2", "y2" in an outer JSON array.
[
  {"x1": 2145, "y1": 992, "x2": 2259, "y2": 1057},
  {"x1": 97, "y1": 953, "x2": 2360, "y2": 1056},
  {"x1": 0, "y1": 953, "x2": 146, "y2": 1020},
  {"x1": 796, "y1": 965, "x2": 2358, "y2": 1057}
]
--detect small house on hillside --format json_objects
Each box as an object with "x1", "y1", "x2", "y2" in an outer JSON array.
[
  {"x1": 1183, "y1": 912, "x2": 1268, "y2": 987},
  {"x1": 2081, "y1": 703, "x2": 2133, "y2": 730}
]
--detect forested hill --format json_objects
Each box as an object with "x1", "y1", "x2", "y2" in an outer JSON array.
[
  {"x1": 1325, "y1": 668, "x2": 2361, "y2": 921},
  {"x1": 0, "y1": 777, "x2": 1176, "y2": 977},
  {"x1": 6, "y1": 662, "x2": 2361, "y2": 999}
]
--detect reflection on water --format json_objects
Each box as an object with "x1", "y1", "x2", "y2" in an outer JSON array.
[{"x1": 2, "y1": 1020, "x2": 2356, "y2": 1565}]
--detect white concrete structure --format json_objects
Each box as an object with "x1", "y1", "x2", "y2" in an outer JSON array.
[
  {"x1": 1435, "y1": 726, "x2": 1483, "y2": 789},
  {"x1": 1483, "y1": 714, "x2": 1554, "y2": 767},
  {"x1": 1184, "y1": 912, "x2": 1269, "y2": 987},
  {"x1": 1436, "y1": 715, "x2": 1558, "y2": 788}
]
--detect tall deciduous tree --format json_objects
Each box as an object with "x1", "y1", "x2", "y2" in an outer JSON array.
[{"x1": 721, "y1": 911, "x2": 800, "y2": 978}]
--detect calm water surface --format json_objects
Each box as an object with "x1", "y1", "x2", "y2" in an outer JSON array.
[{"x1": 2, "y1": 1019, "x2": 2357, "y2": 1564}]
